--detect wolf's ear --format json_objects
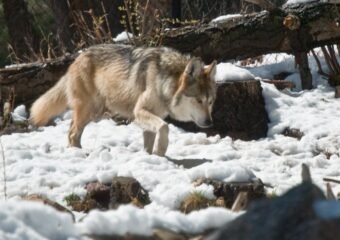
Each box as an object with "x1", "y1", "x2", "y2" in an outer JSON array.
[
  {"x1": 205, "y1": 60, "x2": 217, "y2": 81},
  {"x1": 185, "y1": 57, "x2": 203, "y2": 82},
  {"x1": 172, "y1": 58, "x2": 203, "y2": 107}
]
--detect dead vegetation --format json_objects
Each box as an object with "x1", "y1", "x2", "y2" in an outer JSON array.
[
  {"x1": 0, "y1": 87, "x2": 30, "y2": 136},
  {"x1": 311, "y1": 45, "x2": 340, "y2": 97}
]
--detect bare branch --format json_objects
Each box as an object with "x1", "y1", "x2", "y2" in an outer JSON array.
[
  {"x1": 232, "y1": 192, "x2": 249, "y2": 212},
  {"x1": 323, "y1": 177, "x2": 340, "y2": 185}
]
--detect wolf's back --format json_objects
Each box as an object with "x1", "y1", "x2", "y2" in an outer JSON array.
[{"x1": 30, "y1": 76, "x2": 68, "y2": 126}]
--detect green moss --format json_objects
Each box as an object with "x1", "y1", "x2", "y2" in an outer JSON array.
[{"x1": 63, "y1": 193, "x2": 82, "y2": 206}]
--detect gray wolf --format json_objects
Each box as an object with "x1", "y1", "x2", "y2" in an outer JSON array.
[{"x1": 30, "y1": 44, "x2": 217, "y2": 156}]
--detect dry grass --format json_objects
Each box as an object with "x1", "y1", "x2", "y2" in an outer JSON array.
[{"x1": 180, "y1": 191, "x2": 215, "y2": 213}]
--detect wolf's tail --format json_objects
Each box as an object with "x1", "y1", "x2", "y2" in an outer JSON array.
[{"x1": 30, "y1": 76, "x2": 68, "y2": 126}]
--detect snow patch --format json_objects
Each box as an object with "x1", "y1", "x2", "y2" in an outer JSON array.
[{"x1": 113, "y1": 31, "x2": 133, "y2": 42}]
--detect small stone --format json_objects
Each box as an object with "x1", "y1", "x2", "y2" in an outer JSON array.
[{"x1": 110, "y1": 177, "x2": 150, "y2": 209}]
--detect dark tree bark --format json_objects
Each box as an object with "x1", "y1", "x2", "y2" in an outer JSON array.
[
  {"x1": 295, "y1": 52, "x2": 313, "y2": 90},
  {"x1": 181, "y1": 0, "x2": 243, "y2": 21},
  {"x1": 47, "y1": 0, "x2": 76, "y2": 51},
  {"x1": 73, "y1": 0, "x2": 125, "y2": 38},
  {"x1": 172, "y1": 0, "x2": 181, "y2": 26},
  {"x1": 47, "y1": 0, "x2": 126, "y2": 51},
  {"x1": 2, "y1": 0, "x2": 40, "y2": 61},
  {"x1": 100, "y1": 0, "x2": 125, "y2": 37}
]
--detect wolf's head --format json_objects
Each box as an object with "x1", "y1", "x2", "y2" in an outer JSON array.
[{"x1": 170, "y1": 58, "x2": 217, "y2": 128}]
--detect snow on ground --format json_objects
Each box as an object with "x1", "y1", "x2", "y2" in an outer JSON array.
[
  {"x1": 1, "y1": 50, "x2": 340, "y2": 239},
  {"x1": 0, "y1": 201, "x2": 76, "y2": 240}
]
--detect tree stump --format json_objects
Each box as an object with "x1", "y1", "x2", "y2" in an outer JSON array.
[{"x1": 167, "y1": 80, "x2": 269, "y2": 140}]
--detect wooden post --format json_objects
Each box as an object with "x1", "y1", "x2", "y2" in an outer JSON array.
[{"x1": 295, "y1": 52, "x2": 313, "y2": 90}]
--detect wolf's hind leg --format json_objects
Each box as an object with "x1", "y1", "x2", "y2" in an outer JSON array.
[
  {"x1": 143, "y1": 131, "x2": 156, "y2": 154},
  {"x1": 68, "y1": 103, "x2": 91, "y2": 148}
]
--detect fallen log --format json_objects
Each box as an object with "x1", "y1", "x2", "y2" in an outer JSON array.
[
  {"x1": 0, "y1": 53, "x2": 78, "y2": 106},
  {"x1": 162, "y1": 2, "x2": 340, "y2": 62},
  {"x1": 262, "y1": 79, "x2": 295, "y2": 89}
]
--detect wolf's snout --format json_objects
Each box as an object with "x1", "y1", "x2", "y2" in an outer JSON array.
[{"x1": 198, "y1": 118, "x2": 213, "y2": 128}]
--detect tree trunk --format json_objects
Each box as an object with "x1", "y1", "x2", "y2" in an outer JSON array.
[
  {"x1": 172, "y1": 0, "x2": 181, "y2": 26},
  {"x1": 2, "y1": 0, "x2": 40, "y2": 62},
  {"x1": 47, "y1": 0, "x2": 76, "y2": 52},
  {"x1": 295, "y1": 52, "x2": 313, "y2": 90},
  {"x1": 167, "y1": 80, "x2": 269, "y2": 140}
]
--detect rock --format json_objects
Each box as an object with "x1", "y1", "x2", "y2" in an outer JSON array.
[
  {"x1": 282, "y1": 127, "x2": 304, "y2": 140},
  {"x1": 110, "y1": 176, "x2": 150, "y2": 209},
  {"x1": 65, "y1": 182, "x2": 111, "y2": 212},
  {"x1": 85, "y1": 182, "x2": 111, "y2": 208},
  {"x1": 193, "y1": 178, "x2": 266, "y2": 209},
  {"x1": 66, "y1": 177, "x2": 150, "y2": 212},
  {"x1": 23, "y1": 194, "x2": 75, "y2": 221},
  {"x1": 167, "y1": 80, "x2": 269, "y2": 140},
  {"x1": 207, "y1": 181, "x2": 340, "y2": 240}
]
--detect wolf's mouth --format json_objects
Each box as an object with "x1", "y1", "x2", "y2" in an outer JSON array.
[
  {"x1": 196, "y1": 123, "x2": 213, "y2": 128},
  {"x1": 191, "y1": 115, "x2": 212, "y2": 128}
]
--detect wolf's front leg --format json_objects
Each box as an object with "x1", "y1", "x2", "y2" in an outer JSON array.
[
  {"x1": 134, "y1": 108, "x2": 169, "y2": 157},
  {"x1": 143, "y1": 131, "x2": 156, "y2": 154},
  {"x1": 152, "y1": 124, "x2": 169, "y2": 156}
]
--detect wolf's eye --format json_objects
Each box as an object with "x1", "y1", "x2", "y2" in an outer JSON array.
[
  {"x1": 197, "y1": 99, "x2": 203, "y2": 104},
  {"x1": 209, "y1": 101, "x2": 213, "y2": 105}
]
